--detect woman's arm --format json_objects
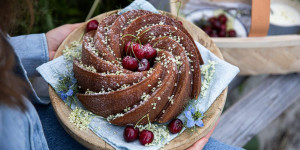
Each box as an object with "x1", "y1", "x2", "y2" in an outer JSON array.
[
  {"x1": 8, "y1": 23, "x2": 82, "y2": 77},
  {"x1": 9, "y1": 33, "x2": 49, "y2": 77}
]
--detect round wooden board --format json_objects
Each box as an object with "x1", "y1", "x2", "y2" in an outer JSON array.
[{"x1": 49, "y1": 10, "x2": 228, "y2": 150}]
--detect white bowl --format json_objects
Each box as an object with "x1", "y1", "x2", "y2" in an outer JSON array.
[{"x1": 185, "y1": 9, "x2": 248, "y2": 37}]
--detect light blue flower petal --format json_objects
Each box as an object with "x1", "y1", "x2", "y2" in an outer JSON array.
[
  {"x1": 186, "y1": 119, "x2": 195, "y2": 128},
  {"x1": 191, "y1": 107, "x2": 195, "y2": 114},
  {"x1": 184, "y1": 111, "x2": 193, "y2": 120},
  {"x1": 60, "y1": 93, "x2": 67, "y2": 100},
  {"x1": 58, "y1": 91, "x2": 64, "y2": 94},
  {"x1": 195, "y1": 118, "x2": 204, "y2": 127},
  {"x1": 66, "y1": 89, "x2": 73, "y2": 96}
]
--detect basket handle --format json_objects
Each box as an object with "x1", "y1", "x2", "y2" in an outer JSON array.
[{"x1": 248, "y1": 0, "x2": 270, "y2": 37}]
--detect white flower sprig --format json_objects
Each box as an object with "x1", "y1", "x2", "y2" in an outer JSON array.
[
  {"x1": 69, "y1": 107, "x2": 93, "y2": 130},
  {"x1": 200, "y1": 60, "x2": 217, "y2": 98},
  {"x1": 62, "y1": 41, "x2": 82, "y2": 61}
]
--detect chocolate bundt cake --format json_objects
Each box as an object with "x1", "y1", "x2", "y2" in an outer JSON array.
[{"x1": 73, "y1": 10, "x2": 204, "y2": 126}]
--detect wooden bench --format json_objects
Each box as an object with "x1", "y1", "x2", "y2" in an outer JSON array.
[{"x1": 212, "y1": 74, "x2": 300, "y2": 147}]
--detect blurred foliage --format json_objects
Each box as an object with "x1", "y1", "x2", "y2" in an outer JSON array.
[
  {"x1": 243, "y1": 136, "x2": 259, "y2": 150},
  {"x1": 14, "y1": 0, "x2": 131, "y2": 35}
]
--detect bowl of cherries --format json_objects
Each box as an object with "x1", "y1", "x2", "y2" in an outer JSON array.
[{"x1": 186, "y1": 9, "x2": 247, "y2": 38}]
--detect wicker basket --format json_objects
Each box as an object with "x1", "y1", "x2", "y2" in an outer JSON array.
[{"x1": 171, "y1": 0, "x2": 300, "y2": 75}]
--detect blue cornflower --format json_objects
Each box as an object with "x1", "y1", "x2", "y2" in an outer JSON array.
[
  {"x1": 58, "y1": 90, "x2": 67, "y2": 100},
  {"x1": 59, "y1": 77, "x2": 63, "y2": 81},
  {"x1": 58, "y1": 90, "x2": 71, "y2": 100},
  {"x1": 66, "y1": 89, "x2": 73, "y2": 96},
  {"x1": 184, "y1": 107, "x2": 204, "y2": 128}
]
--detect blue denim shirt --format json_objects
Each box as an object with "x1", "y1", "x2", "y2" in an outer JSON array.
[{"x1": 0, "y1": 34, "x2": 49, "y2": 150}]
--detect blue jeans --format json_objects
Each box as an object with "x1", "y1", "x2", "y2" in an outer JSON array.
[{"x1": 35, "y1": 103, "x2": 87, "y2": 150}]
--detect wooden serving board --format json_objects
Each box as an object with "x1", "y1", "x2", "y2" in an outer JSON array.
[{"x1": 49, "y1": 10, "x2": 228, "y2": 150}]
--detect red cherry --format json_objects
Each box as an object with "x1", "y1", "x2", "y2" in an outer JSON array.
[
  {"x1": 178, "y1": 21, "x2": 183, "y2": 25},
  {"x1": 133, "y1": 44, "x2": 146, "y2": 60},
  {"x1": 143, "y1": 44, "x2": 157, "y2": 59},
  {"x1": 228, "y1": 29, "x2": 237, "y2": 37},
  {"x1": 122, "y1": 56, "x2": 138, "y2": 71},
  {"x1": 124, "y1": 41, "x2": 138, "y2": 55},
  {"x1": 220, "y1": 24, "x2": 227, "y2": 32},
  {"x1": 168, "y1": 119, "x2": 183, "y2": 134},
  {"x1": 138, "y1": 59, "x2": 150, "y2": 72},
  {"x1": 123, "y1": 125, "x2": 139, "y2": 142},
  {"x1": 212, "y1": 20, "x2": 221, "y2": 30},
  {"x1": 203, "y1": 26, "x2": 212, "y2": 35},
  {"x1": 218, "y1": 30, "x2": 226, "y2": 37},
  {"x1": 208, "y1": 17, "x2": 217, "y2": 24},
  {"x1": 218, "y1": 14, "x2": 227, "y2": 24},
  {"x1": 86, "y1": 20, "x2": 99, "y2": 32},
  {"x1": 139, "y1": 130, "x2": 154, "y2": 145}
]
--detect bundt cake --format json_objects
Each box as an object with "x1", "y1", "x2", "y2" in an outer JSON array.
[{"x1": 73, "y1": 10, "x2": 204, "y2": 126}]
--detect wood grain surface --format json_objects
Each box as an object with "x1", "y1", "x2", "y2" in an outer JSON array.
[
  {"x1": 49, "y1": 10, "x2": 227, "y2": 150},
  {"x1": 212, "y1": 74, "x2": 300, "y2": 147}
]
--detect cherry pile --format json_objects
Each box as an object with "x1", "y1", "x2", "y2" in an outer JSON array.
[
  {"x1": 122, "y1": 41, "x2": 157, "y2": 72},
  {"x1": 195, "y1": 14, "x2": 237, "y2": 37},
  {"x1": 123, "y1": 118, "x2": 183, "y2": 146}
]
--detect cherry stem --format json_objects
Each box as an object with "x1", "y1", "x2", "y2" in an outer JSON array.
[
  {"x1": 147, "y1": 114, "x2": 151, "y2": 128},
  {"x1": 152, "y1": 36, "x2": 169, "y2": 48},
  {"x1": 134, "y1": 113, "x2": 149, "y2": 129},
  {"x1": 131, "y1": 45, "x2": 141, "y2": 63},
  {"x1": 138, "y1": 28, "x2": 151, "y2": 38},
  {"x1": 122, "y1": 34, "x2": 142, "y2": 45}
]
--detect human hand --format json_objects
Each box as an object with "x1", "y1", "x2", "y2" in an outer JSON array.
[
  {"x1": 187, "y1": 119, "x2": 220, "y2": 150},
  {"x1": 46, "y1": 23, "x2": 83, "y2": 60}
]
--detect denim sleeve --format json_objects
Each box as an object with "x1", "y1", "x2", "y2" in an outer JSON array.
[
  {"x1": 8, "y1": 34, "x2": 49, "y2": 77},
  {"x1": 204, "y1": 138, "x2": 245, "y2": 150}
]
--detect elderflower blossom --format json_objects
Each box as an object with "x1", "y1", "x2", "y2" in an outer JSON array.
[
  {"x1": 69, "y1": 107, "x2": 93, "y2": 130},
  {"x1": 63, "y1": 41, "x2": 82, "y2": 61},
  {"x1": 78, "y1": 61, "x2": 97, "y2": 73},
  {"x1": 200, "y1": 60, "x2": 217, "y2": 98}
]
